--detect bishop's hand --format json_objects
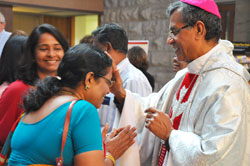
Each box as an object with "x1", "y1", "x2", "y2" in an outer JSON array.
[
  {"x1": 104, "y1": 51, "x2": 126, "y2": 103},
  {"x1": 145, "y1": 107, "x2": 173, "y2": 141}
]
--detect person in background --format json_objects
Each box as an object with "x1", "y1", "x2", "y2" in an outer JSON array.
[
  {"x1": 92, "y1": 23, "x2": 152, "y2": 166},
  {"x1": 0, "y1": 23, "x2": 69, "y2": 152},
  {"x1": 0, "y1": 12, "x2": 12, "y2": 57},
  {"x1": 0, "y1": 35, "x2": 27, "y2": 97},
  {"x1": 127, "y1": 46, "x2": 155, "y2": 90},
  {"x1": 110, "y1": 0, "x2": 250, "y2": 165},
  {"x1": 172, "y1": 56, "x2": 188, "y2": 72},
  {"x1": 10, "y1": 29, "x2": 27, "y2": 37},
  {"x1": 79, "y1": 34, "x2": 94, "y2": 44},
  {"x1": 9, "y1": 43, "x2": 137, "y2": 166}
]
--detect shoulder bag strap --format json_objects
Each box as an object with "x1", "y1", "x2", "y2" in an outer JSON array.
[{"x1": 56, "y1": 99, "x2": 78, "y2": 166}]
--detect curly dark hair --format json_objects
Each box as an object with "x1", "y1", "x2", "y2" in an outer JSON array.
[
  {"x1": 16, "y1": 24, "x2": 69, "y2": 86},
  {"x1": 23, "y1": 44, "x2": 112, "y2": 113},
  {"x1": 167, "y1": 1, "x2": 222, "y2": 42}
]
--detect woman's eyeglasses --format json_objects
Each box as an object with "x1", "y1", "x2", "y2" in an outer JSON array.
[{"x1": 98, "y1": 75, "x2": 115, "y2": 87}]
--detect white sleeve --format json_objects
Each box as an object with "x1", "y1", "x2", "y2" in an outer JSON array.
[{"x1": 124, "y1": 77, "x2": 152, "y2": 97}]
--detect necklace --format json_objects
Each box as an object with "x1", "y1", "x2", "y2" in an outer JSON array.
[{"x1": 59, "y1": 89, "x2": 78, "y2": 98}]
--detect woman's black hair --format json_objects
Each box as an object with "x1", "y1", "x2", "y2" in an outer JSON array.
[
  {"x1": 0, "y1": 35, "x2": 27, "y2": 85},
  {"x1": 23, "y1": 43, "x2": 112, "y2": 113},
  {"x1": 16, "y1": 23, "x2": 69, "y2": 86}
]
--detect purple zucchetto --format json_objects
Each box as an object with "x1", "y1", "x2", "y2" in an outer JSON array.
[{"x1": 181, "y1": 0, "x2": 221, "y2": 19}]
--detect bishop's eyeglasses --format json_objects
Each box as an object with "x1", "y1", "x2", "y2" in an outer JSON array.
[{"x1": 168, "y1": 24, "x2": 190, "y2": 39}]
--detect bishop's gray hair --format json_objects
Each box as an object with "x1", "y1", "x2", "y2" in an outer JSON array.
[{"x1": 167, "y1": 1, "x2": 222, "y2": 42}]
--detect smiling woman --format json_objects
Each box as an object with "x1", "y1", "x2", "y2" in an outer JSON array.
[
  {"x1": 35, "y1": 32, "x2": 64, "y2": 79},
  {"x1": 18, "y1": 23, "x2": 69, "y2": 85},
  {"x1": 0, "y1": 24, "x2": 69, "y2": 153}
]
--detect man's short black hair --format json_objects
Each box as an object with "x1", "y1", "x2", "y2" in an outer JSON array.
[{"x1": 92, "y1": 23, "x2": 128, "y2": 54}]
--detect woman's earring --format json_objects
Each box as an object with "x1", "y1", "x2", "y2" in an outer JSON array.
[{"x1": 85, "y1": 86, "x2": 89, "y2": 90}]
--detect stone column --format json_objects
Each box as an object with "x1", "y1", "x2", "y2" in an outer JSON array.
[{"x1": 234, "y1": 0, "x2": 250, "y2": 42}]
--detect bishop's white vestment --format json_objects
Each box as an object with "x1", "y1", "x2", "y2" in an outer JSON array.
[{"x1": 120, "y1": 40, "x2": 250, "y2": 166}]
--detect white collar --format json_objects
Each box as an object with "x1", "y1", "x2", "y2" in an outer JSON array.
[
  {"x1": 0, "y1": 29, "x2": 6, "y2": 35},
  {"x1": 117, "y1": 57, "x2": 130, "y2": 71},
  {"x1": 187, "y1": 43, "x2": 220, "y2": 74}
]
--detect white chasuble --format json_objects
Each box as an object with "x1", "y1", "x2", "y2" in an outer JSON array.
[{"x1": 122, "y1": 40, "x2": 250, "y2": 166}]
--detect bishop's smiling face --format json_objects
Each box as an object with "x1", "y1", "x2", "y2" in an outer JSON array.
[
  {"x1": 167, "y1": 8, "x2": 196, "y2": 62},
  {"x1": 35, "y1": 32, "x2": 64, "y2": 78}
]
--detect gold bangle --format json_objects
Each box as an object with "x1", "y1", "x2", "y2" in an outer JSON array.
[{"x1": 106, "y1": 154, "x2": 115, "y2": 166}]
